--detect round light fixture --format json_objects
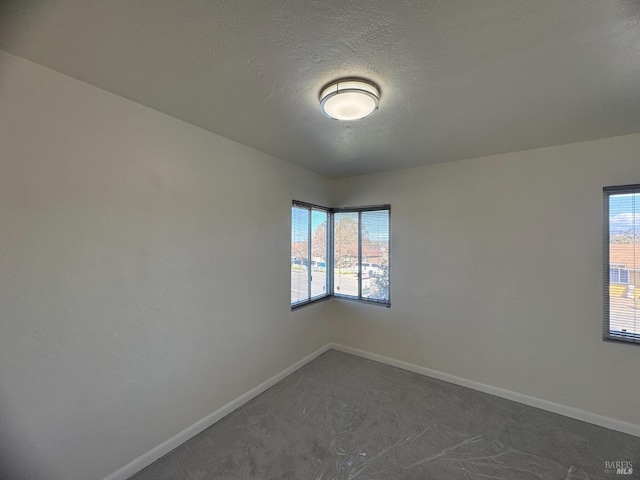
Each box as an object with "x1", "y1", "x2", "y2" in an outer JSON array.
[{"x1": 319, "y1": 79, "x2": 380, "y2": 121}]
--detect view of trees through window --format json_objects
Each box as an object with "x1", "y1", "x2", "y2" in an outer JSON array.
[
  {"x1": 291, "y1": 203, "x2": 390, "y2": 307},
  {"x1": 333, "y1": 210, "x2": 390, "y2": 303},
  {"x1": 606, "y1": 188, "x2": 640, "y2": 342},
  {"x1": 291, "y1": 206, "x2": 328, "y2": 305}
]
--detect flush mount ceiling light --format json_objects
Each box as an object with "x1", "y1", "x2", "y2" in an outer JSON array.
[{"x1": 319, "y1": 79, "x2": 380, "y2": 121}]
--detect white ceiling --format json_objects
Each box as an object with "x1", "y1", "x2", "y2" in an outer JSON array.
[{"x1": 2, "y1": 1, "x2": 640, "y2": 178}]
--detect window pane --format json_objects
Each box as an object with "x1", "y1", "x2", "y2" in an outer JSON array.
[
  {"x1": 311, "y1": 210, "x2": 328, "y2": 299},
  {"x1": 610, "y1": 268, "x2": 620, "y2": 283},
  {"x1": 608, "y1": 192, "x2": 639, "y2": 338},
  {"x1": 361, "y1": 210, "x2": 390, "y2": 302},
  {"x1": 291, "y1": 206, "x2": 309, "y2": 305},
  {"x1": 333, "y1": 212, "x2": 359, "y2": 297},
  {"x1": 620, "y1": 269, "x2": 630, "y2": 285}
]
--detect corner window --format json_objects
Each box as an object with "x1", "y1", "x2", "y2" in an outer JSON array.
[
  {"x1": 291, "y1": 202, "x2": 390, "y2": 308},
  {"x1": 604, "y1": 185, "x2": 640, "y2": 344}
]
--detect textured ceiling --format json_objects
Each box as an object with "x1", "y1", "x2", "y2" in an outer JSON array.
[{"x1": 2, "y1": 1, "x2": 640, "y2": 178}]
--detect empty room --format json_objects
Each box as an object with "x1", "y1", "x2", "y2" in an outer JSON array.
[{"x1": 2, "y1": 1, "x2": 640, "y2": 479}]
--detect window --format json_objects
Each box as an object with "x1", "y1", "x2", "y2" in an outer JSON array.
[
  {"x1": 291, "y1": 202, "x2": 329, "y2": 306},
  {"x1": 604, "y1": 185, "x2": 640, "y2": 344},
  {"x1": 291, "y1": 202, "x2": 390, "y2": 308},
  {"x1": 333, "y1": 207, "x2": 390, "y2": 305},
  {"x1": 610, "y1": 265, "x2": 630, "y2": 285}
]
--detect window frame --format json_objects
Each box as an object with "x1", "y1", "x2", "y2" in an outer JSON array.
[
  {"x1": 332, "y1": 205, "x2": 391, "y2": 307},
  {"x1": 291, "y1": 200, "x2": 331, "y2": 308},
  {"x1": 603, "y1": 184, "x2": 640, "y2": 345},
  {"x1": 291, "y1": 201, "x2": 391, "y2": 310}
]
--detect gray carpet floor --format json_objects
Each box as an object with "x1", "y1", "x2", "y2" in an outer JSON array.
[{"x1": 130, "y1": 350, "x2": 638, "y2": 479}]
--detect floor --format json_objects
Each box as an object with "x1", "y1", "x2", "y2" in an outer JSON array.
[{"x1": 130, "y1": 350, "x2": 639, "y2": 479}]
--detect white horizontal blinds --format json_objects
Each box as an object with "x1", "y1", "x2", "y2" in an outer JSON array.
[
  {"x1": 333, "y1": 212, "x2": 359, "y2": 297},
  {"x1": 291, "y1": 206, "x2": 310, "y2": 305},
  {"x1": 361, "y1": 210, "x2": 390, "y2": 303},
  {"x1": 606, "y1": 187, "x2": 640, "y2": 343},
  {"x1": 310, "y1": 209, "x2": 328, "y2": 299}
]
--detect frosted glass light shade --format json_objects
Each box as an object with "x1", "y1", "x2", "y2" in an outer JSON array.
[{"x1": 320, "y1": 79, "x2": 380, "y2": 121}]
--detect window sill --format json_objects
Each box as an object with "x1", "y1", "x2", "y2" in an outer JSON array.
[
  {"x1": 291, "y1": 295, "x2": 331, "y2": 311},
  {"x1": 291, "y1": 294, "x2": 391, "y2": 311},
  {"x1": 333, "y1": 294, "x2": 391, "y2": 308},
  {"x1": 604, "y1": 333, "x2": 640, "y2": 346}
]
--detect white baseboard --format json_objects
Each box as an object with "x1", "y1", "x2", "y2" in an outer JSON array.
[
  {"x1": 329, "y1": 343, "x2": 640, "y2": 438},
  {"x1": 103, "y1": 343, "x2": 332, "y2": 480}
]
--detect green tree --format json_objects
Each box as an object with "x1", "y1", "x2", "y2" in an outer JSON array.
[{"x1": 371, "y1": 263, "x2": 390, "y2": 301}]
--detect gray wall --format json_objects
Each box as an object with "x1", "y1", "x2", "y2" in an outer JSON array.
[
  {"x1": 3, "y1": 47, "x2": 640, "y2": 480},
  {"x1": 331, "y1": 132, "x2": 640, "y2": 428},
  {"x1": 0, "y1": 51, "x2": 332, "y2": 480}
]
